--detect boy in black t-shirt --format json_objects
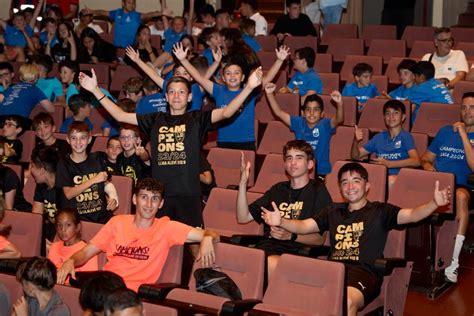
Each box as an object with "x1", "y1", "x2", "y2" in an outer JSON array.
[
  {"x1": 262, "y1": 162, "x2": 451, "y2": 316},
  {"x1": 32, "y1": 112, "x2": 70, "y2": 158},
  {"x1": 78, "y1": 68, "x2": 263, "y2": 229},
  {"x1": 238, "y1": 140, "x2": 332, "y2": 276},
  {"x1": 55, "y1": 121, "x2": 119, "y2": 224},
  {"x1": 99, "y1": 136, "x2": 122, "y2": 176},
  {"x1": 0, "y1": 115, "x2": 24, "y2": 164},
  {"x1": 117, "y1": 124, "x2": 150, "y2": 184}
]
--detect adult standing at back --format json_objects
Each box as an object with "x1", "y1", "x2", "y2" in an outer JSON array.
[
  {"x1": 320, "y1": 0, "x2": 348, "y2": 26},
  {"x1": 239, "y1": 0, "x2": 268, "y2": 36},
  {"x1": 270, "y1": 0, "x2": 317, "y2": 42},
  {"x1": 422, "y1": 27, "x2": 469, "y2": 90}
]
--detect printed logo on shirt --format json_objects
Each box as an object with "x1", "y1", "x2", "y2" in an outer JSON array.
[
  {"x1": 278, "y1": 201, "x2": 303, "y2": 219},
  {"x1": 123, "y1": 165, "x2": 138, "y2": 184},
  {"x1": 73, "y1": 174, "x2": 103, "y2": 215},
  {"x1": 113, "y1": 244, "x2": 150, "y2": 260},
  {"x1": 312, "y1": 128, "x2": 319, "y2": 138},
  {"x1": 43, "y1": 200, "x2": 58, "y2": 223},
  {"x1": 394, "y1": 140, "x2": 401, "y2": 149},
  {"x1": 439, "y1": 146, "x2": 465, "y2": 160},
  {"x1": 157, "y1": 125, "x2": 187, "y2": 165},
  {"x1": 470, "y1": 138, "x2": 474, "y2": 146},
  {"x1": 332, "y1": 222, "x2": 364, "y2": 261}
]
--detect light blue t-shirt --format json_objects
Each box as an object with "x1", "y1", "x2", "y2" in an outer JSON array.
[
  {"x1": 36, "y1": 77, "x2": 64, "y2": 102},
  {"x1": 429, "y1": 125, "x2": 474, "y2": 187},
  {"x1": 389, "y1": 85, "x2": 415, "y2": 101},
  {"x1": 290, "y1": 116, "x2": 335, "y2": 175},
  {"x1": 0, "y1": 82, "x2": 47, "y2": 118},
  {"x1": 408, "y1": 78, "x2": 454, "y2": 123},
  {"x1": 342, "y1": 82, "x2": 380, "y2": 111},
  {"x1": 163, "y1": 27, "x2": 187, "y2": 53},
  {"x1": 363, "y1": 130, "x2": 416, "y2": 175},
  {"x1": 288, "y1": 68, "x2": 323, "y2": 96},
  {"x1": 202, "y1": 47, "x2": 214, "y2": 66},
  {"x1": 109, "y1": 9, "x2": 142, "y2": 48}
]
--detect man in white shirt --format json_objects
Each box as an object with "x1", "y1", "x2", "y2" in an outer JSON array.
[
  {"x1": 239, "y1": 0, "x2": 268, "y2": 36},
  {"x1": 422, "y1": 27, "x2": 469, "y2": 89}
]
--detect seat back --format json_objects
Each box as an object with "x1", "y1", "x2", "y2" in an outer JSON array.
[
  {"x1": 256, "y1": 121, "x2": 294, "y2": 155},
  {"x1": 23, "y1": 175, "x2": 36, "y2": 204},
  {"x1": 385, "y1": 57, "x2": 420, "y2": 85},
  {"x1": 283, "y1": 36, "x2": 318, "y2": 52},
  {"x1": 453, "y1": 81, "x2": 474, "y2": 104},
  {"x1": 358, "y1": 99, "x2": 410, "y2": 132},
  {"x1": 367, "y1": 39, "x2": 406, "y2": 63},
  {"x1": 157, "y1": 245, "x2": 184, "y2": 284},
  {"x1": 319, "y1": 72, "x2": 340, "y2": 94},
  {"x1": 249, "y1": 153, "x2": 289, "y2": 194},
  {"x1": 451, "y1": 27, "x2": 474, "y2": 44},
  {"x1": 203, "y1": 188, "x2": 263, "y2": 237},
  {"x1": 255, "y1": 93, "x2": 300, "y2": 124},
  {"x1": 454, "y1": 41, "x2": 474, "y2": 60},
  {"x1": 80, "y1": 221, "x2": 107, "y2": 269},
  {"x1": 409, "y1": 40, "x2": 434, "y2": 58},
  {"x1": 4, "y1": 210, "x2": 42, "y2": 257},
  {"x1": 257, "y1": 51, "x2": 288, "y2": 71},
  {"x1": 340, "y1": 55, "x2": 383, "y2": 82},
  {"x1": 325, "y1": 161, "x2": 387, "y2": 203},
  {"x1": 263, "y1": 254, "x2": 345, "y2": 316},
  {"x1": 315, "y1": 53, "x2": 333, "y2": 73},
  {"x1": 80, "y1": 63, "x2": 109, "y2": 88},
  {"x1": 109, "y1": 65, "x2": 143, "y2": 93},
  {"x1": 321, "y1": 23, "x2": 358, "y2": 46},
  {"x1": 388, "y1": 168, "x2": 454, "y2": 214},
  {"x1": 207, "y1": 148, "x2": 255, "y2": 188},
  {"x1": 401, "y1": 26, "x2": 436, "y2": 49},
  {"x1": 0, "y1": 273, "x2": 22, "y2": 309},
  {"x1": 362, "y1": 24, "x2": 397, "y2": 47},
  {"x1": 327, "y1": 38, "x2": 364, "y2": 62},
  {"x1": 188, "y1": 243, "x2": 266, "y2": 300},
  {"x1": 411, "y1": 102, "x2": 461, "y2": 137},
  {"x1": 143, "y1": 302, "x2": 178, "y2": 316},
  {"x1": 110, "y1": 176, "x2": 133, "y2": 215},
  {"x1": 411, "y1": 132, "x2": 428, "y2": 157},
  {"x1": 89, "y1": 108, "x2": 109, "y2": 135},
  {"x1": 17, "y1": 130, "x2": 36, "y2": 163},
  {"x1": 321, "y1": 95, "x2": 357, "y2": 126},
  {"x1": 329, "y1": 126, "x2": 369, "y2": 166},
  {"x1": 255, "y1": 35, "x2": 277, "y2": 51},
  {"x1": 91, "y1": 136, "x2": 108, "y2": 153},
  {"x1": 55, "y1": 284, "x2": 82, "y2": 316}
]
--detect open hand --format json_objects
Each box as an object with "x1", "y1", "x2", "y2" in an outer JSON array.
[
  {"x1": 247, "y1": 67, "x2": 263, "y2": 89},
  {"x1": 275, "y1": 45, "x2": 290, "y2": 61},
  {"x1": 261, "y1": 202, "x2": 282, "y2": 226},
  {"x1": 125, "y1": 46, "x2": 141, "y2": 63},
  {"x1": 78, "y1": 69, "x2": 98, "y2": 92},
  {"x1": 330, "y1": 90, "x2": 342, "y2": 104},
  {"x1": 172, "y1": 42, "x2": 189, "y2": 61}
]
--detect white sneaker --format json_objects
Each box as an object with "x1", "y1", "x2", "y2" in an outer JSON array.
[{"x1": 445, "y1": 262, "x2": 459, "y2": 283}]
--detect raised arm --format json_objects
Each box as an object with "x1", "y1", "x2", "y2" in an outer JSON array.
[
  {"x1": 454, "y1": 122, "x2": 474, "y2": 170},
  {"x1": 329, "y1": 90, "x2": 344, "y2": 128},
  {"x1": 211, "y1": 67, "x2": 262, "y2": 123},
  {"x1": 262, "y1": 46, "x2": 290, "y2": 86},
  {"x1": 173, "y1": 43, "x2": 214, "y2": 93},
  {"x1": 185, "y1": 0, "x2": 194, "y2": 34},
  {"x1": 29, "y1": 0, "x2": 43, "y2": 29},
  {"x1": 261, "y1": 202, "x2": 319, "y2": 234},
  {"x1": 142, "y1": 10, "x2": 164, "y2": 21},
  {"x1": 351, "y1": 125, "x2": 369, "y2": 160},
  {"x1": 87, "y1": 7, "x2": 110, "y2": 18},
  {"x1": 264, "y1": 82, "x2": 291, "y2": 126},
  {"x1": 126, "y1": 46, "x2": 164, "y2": 88},
  {"x1": 237, "y1": 152, "x2": 255, "y2": 223},
  {"x1": 79, "y1": 69, "x2": 138, "y2": 125},
  {"x1": 397, "y1": 181, "x2": 450, "y2": 224},
  {"x1": 204, "y1": 47, "x2": 222, "y2": 79},
  {"x1": 57, "y1": 243, "x2": 101, "y2": 284}
]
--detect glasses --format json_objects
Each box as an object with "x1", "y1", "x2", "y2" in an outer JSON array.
[
  {"x1": 3, "y1": 122, "x2": 18, "y2": 128},
  {"x1": 0, "y1": 72, "x2": 11, "y2": 77},
  {"x1": 119, "y1": 135, "x2": 137, "y2": 141},
  {"x1": 436, "y1": 37, "x2": 454, "y2": 43}
]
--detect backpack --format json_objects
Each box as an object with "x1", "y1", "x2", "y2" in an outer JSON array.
[{"x1": 194, "y1": 267, "x2": 243, "y2": 300}]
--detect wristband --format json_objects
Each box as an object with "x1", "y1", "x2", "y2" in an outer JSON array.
[
  {"x1": 97, "y1": 94, "x2": 106, "y2": 102},
  {"x1": 290, "y1": 233, "x2": 297, "y2": 241}
]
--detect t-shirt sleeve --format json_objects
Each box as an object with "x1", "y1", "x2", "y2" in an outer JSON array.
[
  {"x1": 341, "y1": 84, "x2": 350, "y2": 96},
  {"x1": 363, "y1": 134, "x2": 378, "y2": 153},
  {"x1": 371, "y1": 84, "x2": 380, "y2": 97},
  {"x1": 313, "y1": 182, "x2": 333, "y2": 212},
  {"x1": 164, "y1": 220, "x2": 193, "y2": 247},
  {"x1": 109, "y1": 9, "x2": 118, "y2": 21},
  {"x1": 2, "y1": 167, "x2": 19, "y2": 193},
  {"x1": 428, "y1": 128, "x2": 444, "y2": 155},
  {"x1": 312, "y1": 206, "x2": 329, "y2": 233},
  {"x1": 12, "y1": 140, "x2": 22, "y2": 159},
  {"x1": 33, "y1": 86, "x2": 48, "y2": 103},
  {"x1": 248, "y1": 187, "x2": 275, "y2": 224},
  {"x1": 404, "y1": 132, "x2": 416, "y2": 151},
  {"x1": 289, "y1": 115, "x2": 303, "y2": 133},
  {"x1": 33, "y1": 184, "x2": 44, "y2": 203},
  {"x1": 137, "y1": 112, "x2": 158, "y2": 135},
  {"x1": 52, "y1": 79, "x2": 64, "y2": 97},
  {"x1": 382, "y1": 202, "x2": 402, "y2": 230}
]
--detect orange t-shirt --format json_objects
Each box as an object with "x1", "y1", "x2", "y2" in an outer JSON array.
[
  {"x1": 0, "y1": 236, "x2": 10, "y2": 251},
  {"x1": 48, "y1": 240, "x2": 99, "y2": 272},
  {"x1": 90, "y1": 215, "x2": 192, "y2": 291}
]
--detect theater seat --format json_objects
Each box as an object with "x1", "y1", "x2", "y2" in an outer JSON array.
[
  {"x1": 207, "y1": 148, "x2": 256, "y2": 188},
  {"x1": 55, "y1": 284, "x2": 82, "y2": 316},
  {"x1": 249, "y1": 153, "x2": 288, "y2": 194},
  {"x1": 3, "y1": 211, "x2": 42, "y2": 257},
  {"x1": 256, "y1": 121, "x2": 294, "y2": 155},
  {"x1": 110, "y1": 175, "x2": 133, "y2": 215}
]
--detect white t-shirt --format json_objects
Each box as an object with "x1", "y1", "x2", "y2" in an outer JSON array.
[
  {"x1": 422, "y1": 49, "x2": 469, "y2": 81},
  {"x1": 250, "y1": 12, "x2": 268, "y2": 36},
  {"x1": 149, "y1": 25, "x2": 165, "y2": 38}
]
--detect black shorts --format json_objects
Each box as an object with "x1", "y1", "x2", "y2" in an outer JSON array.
[
  {"x1": 157, "y1": 195, "x2": 203, "y2": 228},
  {"x1": 254, "y1": 238, "x2": 305, "y2": 256},
  {"x1": 345, "y1": 263, "x2": 382, "y2": 307}
]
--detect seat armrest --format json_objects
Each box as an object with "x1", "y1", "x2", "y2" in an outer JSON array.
[
  {"x1": 138, "y1": 283, "x2": 184, "y2": 301},
  {"x1": 298, "y1": 245, "x2": 330, "y2": 258},
  {"x1": 230, "y1": 235, "x2": 264, "y2": 246},
  {"x1": 221, "y1": 299, "x2": 262, "y2": 315},
  {"x1": 226, "y1": 185, "x2": 239, "y2": 190},
  {"x1": 0, "y1": 258, "x2": 31, "y2": 275},
  {"x1": 373, "y1": 258, "x2": 407, "y2": 276}
]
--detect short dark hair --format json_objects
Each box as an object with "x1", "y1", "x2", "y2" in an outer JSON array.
[
  {"x1": 31, "y1": 147, "x2": 59, "y2": 173},
  {"x1": 199, "y1": 27, "x2": 219, "y2": 46},
  {"x1": 117, "y1": 98, "x2": 136, "y2": 113},
  {"x1": 434, "y1": 27, "x2": 451, "y2": 37},
  {"x1": 17, "y1": 257, "x2": 56, "y2": 291},
  {"x1": 134, "y1": 178, "x2": 165, "y2": 196},
  {"x1": 240, "y1": 18, "x2": 256, "y2": 34},
  {"x1": 462, "y1": 92, "x2": 474, "y2": 100},
  {"x1": 411, "y1": 61, "x2": 435, "y2": 80},
  {"x1": 104, "y1": 288, "x2": 143, "y2": 315},
  {"x1": 190, "y1": 55, "x2": 209, "y2": 73},
  {"x1": 55, "y1": 208, "x2": 81, "y2": 229},
  {"x1": 68, "y1": 94, "x2": 91, "y2": 115},
  {"x1": 295, "y1": 47, "x2": 315, "y2": 68},
  {"x1": 43, "y1": 17, "x2": 57, "y2": 25},
  {"x1": 107, "y1": 136, "x2": 120, "y2": 147},
  {"x1": 241, "y1": 0, "x2": 258, "y2": 10},
  {"x1": 396, "y1": 59, "x2": 417, "y2": 73},
  {"x1": 142, "y1": 76, "x2": 159, "y2": 92},
  {"x1": 166, "y1": 76, "x2": 191, "y2": 94},
  {"x1": 383, "y1": 99, "x2": 406, "y2": 115},
  {"x1": 352, "y1": 63, "x2": 373, "y2": 77},
  {"x1": 122, "y1": 76, "x2": 143, "y2": 95},
  {"x1": 0, "y1": 62, "x2": 14, "y2": 73},
  {"x1": 200, "y1": 4, "x2": 216, "y2": 18},
  {"x1": 283, "y1": 140, "x2": 315, "y2": 162},
  {"x1": 337, "y1": 162, "x2": 369, "y2": 183},
  {"x1": 119, "y1": 123, "x2": 140, "y2": 136},
  {"x1": 32, "y1": 54, "x2": 54, "y2": 74},
  {"x1": 287, "y1": 0, "x2": 301, "y2": 7},
  {"x1": 3, "y1": 115, "x2": 25, "y2": 136},
  {"x1": 302, "y1": 93, "x2": 324, "y2": 112},
  {"x1": 32, "y1": 112, "x2": 55, "y2": 130},
  {"x1": 79, "y1": 271, "x2": 126, "y2": 313},
  {"x1": 215, "y1": 8, "x2": 230, "y2": 18},
  {"x1": 58, "y1": 60, "x2": 79, "y2": 76}
]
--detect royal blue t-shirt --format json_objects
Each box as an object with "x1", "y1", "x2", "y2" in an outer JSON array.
[
  {"x1": 290, "y1": 116, "x2": 335, "y2": 175},
  {"x1": 242, "y1": 34, "x2": 262, "y2": 53},
  {"x1": 136, "y1": 93, "x2": 167, "y2": 114},
  {"x1": 429, "y1": 125, "x2": 474, "y2": 187},
  {"x1": 163, "y1": 79, "x2": 204, "y2": 112},
  {"x1": 342, "y1": 82, "x2": 380, "y2": 111},
  {"x1": 36, "y1": 77, "x2": 64, "y2": 102},
  {"x1": 212, "y1": 83, "x2": 257, "y2": 143},
  {"x1": 163, "y1": 28, "x2": 187, "y2": 53},
  {"x1": 39, "y1": 31, "x2": 59, "y2": 48},
  {"x1": 408, "y1": 78, "x2": 454, "y2": 123},
  {"x1": 389, "y1": 85, "x2": 414, "y2": 101},
  {"x1": 60, "y1": 116, "x2": 94, "y2": 133},
  {"x1": 363, "y1": 130, "x2": 416, "y2": 175},
  {"x1": 288, "y1": 68, "x2": 323, "y2": 96},
  {"x1": 109, "y1": 9, "x2": 142, "y2": 48},
  {"x1": 0, "y1": 82, "x2": 47, "y2": 117},
  {"x1": 202, "y1": 47, "x2": 214, "y2": 66},
  {"x1": 4, "y1": 24, "x2": 33, "y2": 47}
]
